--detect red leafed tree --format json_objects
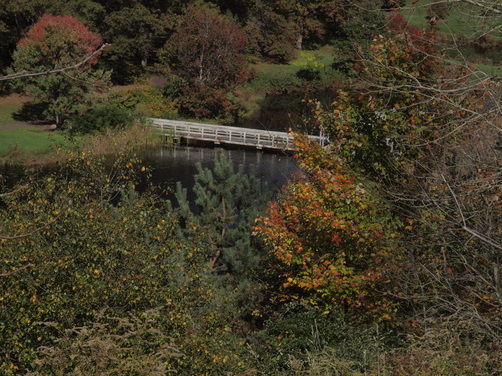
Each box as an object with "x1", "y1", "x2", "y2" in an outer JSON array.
[
  {"x1": 162, "y1": 3, "x2": 250, "y2": 119},
  {"x1": 10, "y1": 14, "x2": 110, "y2": 127}
]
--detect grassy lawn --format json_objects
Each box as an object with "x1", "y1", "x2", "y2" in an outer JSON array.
[
  {"x1": 253, "y1": 46, "x2": 335, "y2": 76},
  {"x1": 0, "y1": 94, "x2": 161, "y2": 163},
  {"x1": 0, "y1": 96, "x2": 77, "y2": 157},
  {"x1": 0, "y1": 101, "x2": 25, "y2": 127},
  {"x1": 0, "y1": 127, "x2": 75, "y2": 157},
  {"x1": 402, "y1": 0, "x2": 501, "y2": 38},
  {"x1": 233, "y1": 46, "x2": 341, "y2": 128},
  {"x1": 401, "y1": 0, "x2": 501, "y2": 77},
  {"x1": 475, "y1": 63, "x2": 502, "y2": 77},
  {"x1": 243, "y1": 46, "x2": 337, "y2": 94}
]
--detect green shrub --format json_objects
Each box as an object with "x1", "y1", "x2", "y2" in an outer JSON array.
[
  {"x1": 249, "y1": 302, "x2": 398, "y2": 374},
  {"x1": 69, "y1": 103, "x2": 133, "y2": 134},
  {"x1": 118, "y1": 86, "x2": 179, "y2": 118},
  {"x1": 247, "y1": 71, "x2": 302, "y2": 94}
]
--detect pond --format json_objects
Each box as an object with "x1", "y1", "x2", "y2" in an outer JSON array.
[{"x1": 140, "y1": 145, "x2": 300, "y2": 203}]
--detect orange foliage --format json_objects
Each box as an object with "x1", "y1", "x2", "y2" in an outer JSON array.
[{"x1": 255, "y1": 136, "x2": 401, "y2": 321}]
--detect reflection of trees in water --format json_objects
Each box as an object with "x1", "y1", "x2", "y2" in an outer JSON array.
[{"x1": 139, "y1": 145, "x2": 299, "y2": 207}]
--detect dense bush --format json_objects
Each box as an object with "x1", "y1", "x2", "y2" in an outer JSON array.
[
  {"x1": 69, "y1": 103, "x2": 133, "y2": 134},
  {"x1": 0, "y1": 151, "x2": 178, "y2": 373},
  {"x1": 247, "y1": 71, "x2": 302, "y2": 94},
  {"x1": 0, "y1": 151, "x2": 270, "y2": 375}
]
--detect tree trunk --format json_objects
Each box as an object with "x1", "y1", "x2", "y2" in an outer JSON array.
[{"x1": 296, "y1": 34, "x2": 303, "y2": 50}]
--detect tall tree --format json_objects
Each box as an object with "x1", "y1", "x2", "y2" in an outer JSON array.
[
  {"x1": 174, "y1": 152, "x2": 270, "y2": 329},
  {"x1": 298, "y1": 10, "x2": 502, "y2": 340},
  {"x1": 272, "y1": 0, "x2": 345, "y2": 49},
  {"x1": 101, "y1": 4, "x2": 170, "y2": 83},
  {"x1": 243, "y1": 2, "x2": 297, "y2": 62},
  {"x1": 161, "y1": 2, "x2": 250, "y2": 118},
  {"x1": 0, "y1": 0, "x2": 105, "y2": 74},
  {"x1": 9, "y1": 14, "x2": 110, "y2": 127},
  {"x1": 229, "y1": 0, "x2": 345, "y2": 61}
]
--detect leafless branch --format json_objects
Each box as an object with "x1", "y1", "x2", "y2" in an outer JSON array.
[
  {"x1": 455, "y1": 0, "x2": 501, "y2": 14},
  {"x1": 60, "y1": 70, "x2": 110, "y2": 88},
  {"x1": 0, "y1": 200, "x2": 72, "y2": 240},
  {"x1": 0, "y1": 43, "x2": 110, "y2": 82},
  {"x1": 0, "y1": 263, "x2": 34, "y2": 277},
  {"x1": 439, "y1": 172, "x2": 502, "y2": 251},
  {"x1": 0, "y1": 184, "x2": 28, "y2": 198},
  {"x1": 401, "y1": 0, "x2": 501, "y2": 15}
]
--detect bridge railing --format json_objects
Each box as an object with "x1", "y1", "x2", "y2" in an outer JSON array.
[{"x1": 149, "y1": 118, "x2": 327, "y2": 151}]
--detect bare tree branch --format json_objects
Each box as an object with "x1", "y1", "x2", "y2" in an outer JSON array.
[
  {"x1": 0, "y1": 263, "x2": 34, "y2": 277},
  {"x1": 0, "y1": 43, "x2": 110, "y2": 82},
  {"x1": 454, "y1": 0, "x2": 501, "y2": 14},
  {"x1": 439, "y1": 172, "x2": 502, "y2": 251},
  {"x1": 401, "y1": 0, "x2": 501, "y2": 15},
  {"x1": 0, "y1": 184, "x2": 28, "y2": 198},
  {"x1": 0, "y1": 200, "x2": 72, "y2": 240}
]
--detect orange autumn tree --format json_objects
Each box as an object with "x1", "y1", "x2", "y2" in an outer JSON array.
[{"x1": 255, "y1": 136, "x2": 402, "y2": 321}]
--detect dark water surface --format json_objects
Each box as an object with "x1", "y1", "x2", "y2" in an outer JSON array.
[{"x1": 140, "y1": 145, "x2": 300, "y2": 202}]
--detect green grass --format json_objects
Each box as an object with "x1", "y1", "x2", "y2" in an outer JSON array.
[
  {"x1": 0, "y1": 127, "x2": 74, "y2": 156},
  {"x1": 402, "y1": 0, "x2": 501, "y2": 38},
  {"x1": 253, "y1": 60, "x2": 299, "y2": 76},
  {"x1": 0, "y1": 100, "x2": 75, "y2": 156},
  {"x1": 401, "y1": 0, "x2": 501, "y2": 77},
  {"x1": 474, "y1": 63, "x2": 502, "y2": 77},
  {"x1": 253, "y1": 46, "x2": 335, "y2": 76},
  {"x1": 0, "y1": 102, "x2": 24, "y2": 127},
  {"x1": 244, "y1": 46, "x2": 338, "y2": 94}
]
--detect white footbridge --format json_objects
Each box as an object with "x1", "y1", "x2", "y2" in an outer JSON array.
[{"x1": 149, "y1": 118, "x2": 327, "y2": 151}]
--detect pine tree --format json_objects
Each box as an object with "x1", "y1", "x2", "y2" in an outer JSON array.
[
  {"x1": 173, "y1": 151, "x2": 271, "y2": 323},
  {"x1": 174, "y1": 151, "x2": 270, "y2": 275}
]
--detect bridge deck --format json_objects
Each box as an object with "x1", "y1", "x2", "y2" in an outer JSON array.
[{"x1": 150, "y1": 118, "x2": 327, "y2": 151}]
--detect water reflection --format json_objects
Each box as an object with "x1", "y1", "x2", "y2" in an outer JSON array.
[{"x1": 141, "y1": 145, "x2": 300, "y2": 202}]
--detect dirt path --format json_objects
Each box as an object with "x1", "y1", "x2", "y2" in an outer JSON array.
[
  {"x1": 0, "y1": 122, "x2": 57, "y2": 131},
  {"x1": 0, "y1": 93, "x2": 30, "y2": 105},
  {"x1": 0, "y1": 122, "x2": 30, "y2": 130}
]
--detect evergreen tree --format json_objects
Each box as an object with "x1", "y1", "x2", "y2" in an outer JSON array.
[
  {"x1": 174, "y1": 151, "x2": 270, "y2": 275},
  {"x1": 173, "y1": 151, "x2": 272, "y2": 324}
]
